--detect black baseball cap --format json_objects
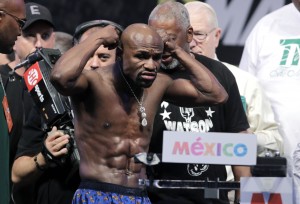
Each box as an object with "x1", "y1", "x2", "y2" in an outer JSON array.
[
  {"x1": 22, "y1": 2, "x2": 54, "y2": 30},
  {"x1": 72, "y1": 20, "x2": 124, "y2": 44}
]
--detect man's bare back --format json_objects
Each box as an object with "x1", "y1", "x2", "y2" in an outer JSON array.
[{"x1": 51, "y1": 23, "x2": 227, "y2": 189}]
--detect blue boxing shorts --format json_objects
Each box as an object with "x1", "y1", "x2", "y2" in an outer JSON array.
[{"x1": 72, "y1": 179, "x2": 151, "y2": 204}]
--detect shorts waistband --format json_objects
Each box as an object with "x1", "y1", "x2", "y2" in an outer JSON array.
[{"x1": 79, "y1": 179, "x2": 147, "y2": 197}]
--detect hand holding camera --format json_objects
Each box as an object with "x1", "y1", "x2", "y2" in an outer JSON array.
[
  {"x1": 46, "y1": 126, "x2": 70, "y2": 156},
  {"x1": 41, "y1": 126, "x2": 73, "y2": 167}
]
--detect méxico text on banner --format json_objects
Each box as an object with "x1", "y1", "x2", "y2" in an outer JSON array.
[{"x1": 162, "y1": 131, "x2": 257, "y2": 165}]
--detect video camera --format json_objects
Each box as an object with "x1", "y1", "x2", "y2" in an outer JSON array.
[{"x1": 17, "y1": 48, "x2": 80, "y2": 166}]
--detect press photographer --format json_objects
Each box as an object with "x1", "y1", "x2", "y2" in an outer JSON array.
[
  {"x1": 5, "y1": 3, "x2": 80, "y2": 204},
  {"x1": 11, "y1": 47, "x2": 80, "y2": 204},
  {"x1": 20, "y1": 48, "x2": 79, "y2": 167}
]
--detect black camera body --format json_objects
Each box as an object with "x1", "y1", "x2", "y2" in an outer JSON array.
[
  {"x1": 22, "y1": 48, "x2": 80, "y2": 166},
  {"x1": 62, "y1": 126, "x2": 79, "y2": 165}
]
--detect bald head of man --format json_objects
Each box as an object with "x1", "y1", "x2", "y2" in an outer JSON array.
[
  {"x1": 121, "y1": 23, "x2": 163, "y2": 51},
  {"x1": 0, "y1": 0, "x2": 25, "y2": 53},
  {"x1": 121, "y1": 23, "x2": 163, "y2": 88}
]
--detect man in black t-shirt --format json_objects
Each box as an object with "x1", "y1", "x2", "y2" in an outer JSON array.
[
  {"x1": 149, "y1": 54, "x2": 249, "y2": 204},
  {"x1": 148, "y1": 2, "x2": 250, "y2": 204}
]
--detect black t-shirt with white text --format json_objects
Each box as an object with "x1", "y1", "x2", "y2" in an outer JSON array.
[{"x1": 148, "y1": 54, "x2": 249, "y2": 204}]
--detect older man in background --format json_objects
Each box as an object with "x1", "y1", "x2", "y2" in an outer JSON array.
[{"x1": 148, "y1": 2, "x2": 250, "y2": 204}]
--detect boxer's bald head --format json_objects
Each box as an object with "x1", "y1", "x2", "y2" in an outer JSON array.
[{"x1": 121, "y1": 23, "x2": 163, "y2": 51}]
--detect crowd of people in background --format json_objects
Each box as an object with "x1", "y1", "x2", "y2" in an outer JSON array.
[{"x1": 0, "y1": 0, "x2": 299, "y2": 204}]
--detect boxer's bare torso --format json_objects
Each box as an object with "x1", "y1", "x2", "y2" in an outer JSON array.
[{"x1": 71, "y1": 64, "x2": 168, "y2": 188}]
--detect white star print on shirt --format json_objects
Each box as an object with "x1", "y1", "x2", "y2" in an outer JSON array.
[
  {"x1": 160, "y1": 109, "x2": 171, "y2": 120},
  {"x1": 205, "y1": 107, "x2": 215, "y2": 118}
]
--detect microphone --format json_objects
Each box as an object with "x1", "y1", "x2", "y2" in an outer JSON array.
[
  {"x1": 14, "y1": 51, "x2": 42, "y2": 70},
  {"x1": 8, "y1": 49, "x2": 42, "y2": 80}
]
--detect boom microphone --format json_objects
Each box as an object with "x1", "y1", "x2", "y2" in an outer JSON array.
[
  {"x1": 9, "y1": 49, "x2": 43, "y2": 79},
  {"x1": 14, "y1": 51, "x2": 42, "y2": 70}
]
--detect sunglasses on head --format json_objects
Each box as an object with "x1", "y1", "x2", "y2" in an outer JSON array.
[{"x1": 0, "y1": 10, "x2": 26, "y2": 28}]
